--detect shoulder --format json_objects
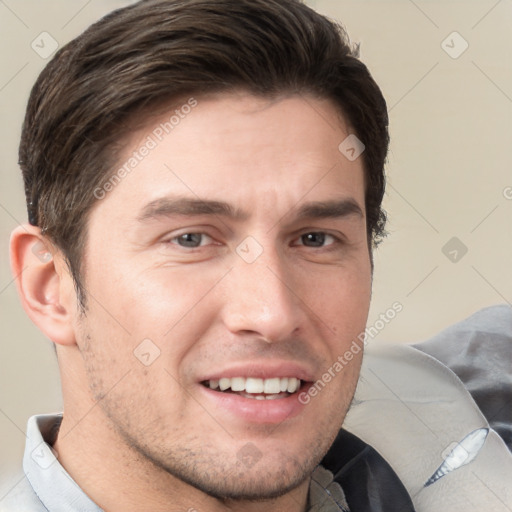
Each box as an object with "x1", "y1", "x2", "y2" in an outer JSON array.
[
  {"x1": 414, "y1": 304, "x2": 512, "y2": 360},
  {"x1": 414, "y1": 304, "x2": 512, "y2": 450},
  {"x1": 343, "y1": 308, "x2": 512, "y2": 511}
]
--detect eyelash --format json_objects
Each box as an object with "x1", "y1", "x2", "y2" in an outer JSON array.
[{"x1": 166, "y1": 231, "x2": 341, "y2": 249}]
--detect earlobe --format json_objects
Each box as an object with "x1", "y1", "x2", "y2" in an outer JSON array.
[{"x1": 10, "y1": 224, "x2": 77, "y2": 347}]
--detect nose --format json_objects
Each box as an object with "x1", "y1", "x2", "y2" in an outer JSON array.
[{"x1": 220, "y1": 244, "x2": 305, "y2": 343}]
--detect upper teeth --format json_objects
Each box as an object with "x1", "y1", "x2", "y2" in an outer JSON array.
[{"x1": 208, "y1": 377, "x2": 300, "y2": 394}]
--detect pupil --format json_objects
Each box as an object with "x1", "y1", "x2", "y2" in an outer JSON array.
[
  {"x1": 179, "y1": 233, "x2": 201, "y2": 247},
  {"x1": 303, "y1": 233, "x2": 325, "y2": 247}
]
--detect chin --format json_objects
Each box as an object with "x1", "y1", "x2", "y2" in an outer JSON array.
[
  {"x1": 135, "y1": 434, "x2": 328, "y2": 502},
  {"x1": 168, "y1": 454, "x2": 316, "y2": 502}
]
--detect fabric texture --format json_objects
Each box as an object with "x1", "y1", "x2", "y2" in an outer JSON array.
[
  {"x1": 308, "y1": 466, "x2": 351, "y2": 511},
  {"x1": 414, "y1": 304, "x2": 512, "y2": 451},
  {"x1": 343, "y1": 306, "x2": 512, "y2": 512},
  {"x1": 0, "y1": 414, "x2": 103, "y2": 512},
  {"x1": 321, "y1": 429, "x2": 416, "y2": 512}
]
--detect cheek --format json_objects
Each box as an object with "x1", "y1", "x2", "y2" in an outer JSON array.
[
  {"x1": 78, "y1": 263, "x2": 229, "y2": 391},
  {"x1": 303, "y1": 267, "x2": 371, "y2": 390},
  {"x1": 86, "y1": 257, "x2": 223, "y2": 332},
  {"x1": 308, "y1": 262, "x2": 372, "y2": 334}
]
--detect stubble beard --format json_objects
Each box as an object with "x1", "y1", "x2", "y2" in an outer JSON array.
[
  {"x1": 90, "y1": 379, "x2": 356, "y2": 503},
  {"x1": 78, "y1": 325, "x2": 360, "y2": 503}
]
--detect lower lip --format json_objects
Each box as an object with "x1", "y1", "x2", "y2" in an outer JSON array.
[{"x1": 197, "y1": 385, "x2": 308, "y2": 424}]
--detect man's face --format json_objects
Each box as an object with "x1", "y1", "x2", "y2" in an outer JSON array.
[{"x1": 74, "y1": 93, "x2": 372, "y2": 499}]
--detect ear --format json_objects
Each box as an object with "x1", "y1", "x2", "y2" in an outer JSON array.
[{"x1": 10, "y1": 224, "x2": 77, "y2": 346}]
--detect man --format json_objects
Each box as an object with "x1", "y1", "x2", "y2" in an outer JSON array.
[{"x1": 3, "y1": 0, "x2": 512, "y2": 511}]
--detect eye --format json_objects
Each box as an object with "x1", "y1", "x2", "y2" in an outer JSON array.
[
  {"x1": 170, "y1": 233, "x2": 213, "y2": 248},
  {"x1": 297, "y1": 232, "x2": 337, "y2": 248}
]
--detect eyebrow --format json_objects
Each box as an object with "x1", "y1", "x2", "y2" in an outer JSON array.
[
  {"x1": 295, "y1": 199, "x2": 364, "y2": 220},
  {"x1": 137, "y1": 197, "x2": 249, "y2": 222},
  {"x1": 137, "y1": 197, "x2": 363, "y2": 223}
]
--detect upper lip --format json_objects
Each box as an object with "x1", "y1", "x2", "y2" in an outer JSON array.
[{"x1": 199, "y1": 361, "x2": 316, "y2": 383}]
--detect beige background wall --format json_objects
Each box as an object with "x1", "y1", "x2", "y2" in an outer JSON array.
[{"x1": 1, "y1": 0, "x2": 511, "y2": 484}]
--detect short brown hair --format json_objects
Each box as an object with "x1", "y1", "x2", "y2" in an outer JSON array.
[{"x1": 19, "y1": 0, "x2": 389, "y2": 308}]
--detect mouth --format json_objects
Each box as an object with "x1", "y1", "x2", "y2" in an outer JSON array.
[
  {"x1": 201, "y1": 377, "x2": 303, "y2": 400},
  {"x1": 198, "y1": 368, "x2": 313, "y2": 423}
]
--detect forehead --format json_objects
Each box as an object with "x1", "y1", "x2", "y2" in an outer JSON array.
[{"x1": 90, "y1": 93, "x2": 366, "y2": 224}]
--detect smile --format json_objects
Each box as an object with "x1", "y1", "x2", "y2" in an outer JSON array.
[{"x1": 202, "y1": 377, "x2": 302, "y2": 400}]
